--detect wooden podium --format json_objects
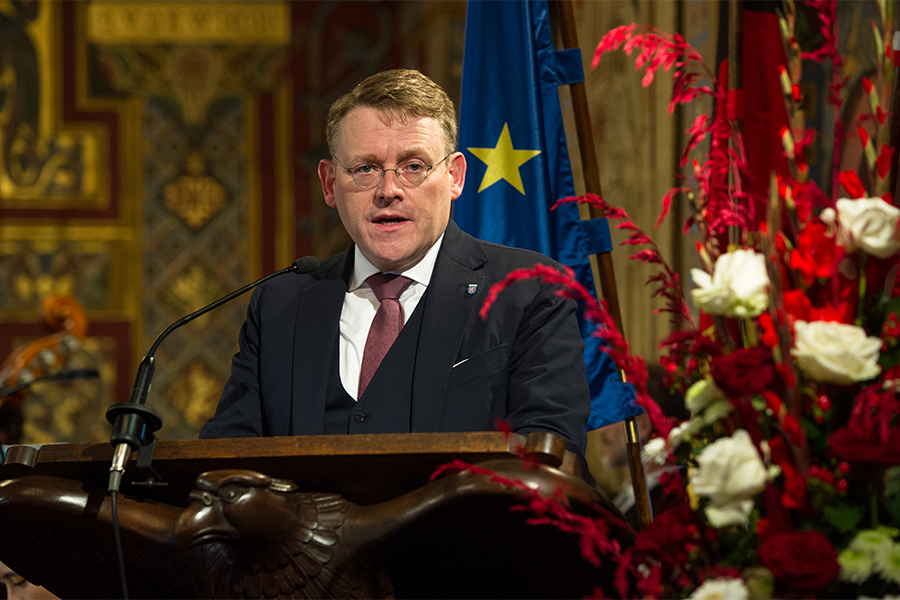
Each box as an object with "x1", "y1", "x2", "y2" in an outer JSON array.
[{"x1": 0, "y1": 433, "x2": 633, "y2": 599}]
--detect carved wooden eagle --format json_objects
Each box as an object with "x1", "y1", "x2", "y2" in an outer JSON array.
[{"x1": 175, "y1": 469, "x2": 393, "y2": 599}]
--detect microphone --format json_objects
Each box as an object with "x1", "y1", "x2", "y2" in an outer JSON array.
[
  {"x1": 0, "y1": 368, "x2": 100, "y2": 398},
  {"x1": 106, "y1": 256, "x2": 320, "y2": 493}
]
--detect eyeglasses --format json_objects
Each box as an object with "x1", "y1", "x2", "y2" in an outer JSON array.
[{"x1": 334, "y1": 154, "x2": 452, "y2": 189}]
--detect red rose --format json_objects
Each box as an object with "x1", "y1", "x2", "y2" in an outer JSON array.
[
  {"x1": 710, "y1": 346, "x2": 777, "y2": 399},
  {"x1": 756, "y1": 531, "x2": 839, "y2": 591}
]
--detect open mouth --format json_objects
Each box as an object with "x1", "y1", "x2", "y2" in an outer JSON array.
[{"x1": 374, "y1": 217, "x2": 407, "y2": 226}]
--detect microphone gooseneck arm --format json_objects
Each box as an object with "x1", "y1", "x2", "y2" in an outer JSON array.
[{"x1": 106, "y1": 256, "x2": 320, "y2": 493}]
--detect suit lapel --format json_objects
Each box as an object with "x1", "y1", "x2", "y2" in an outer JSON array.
[
  {"x1": 411, "y1": 222, "x2": 488, "y2": 431},
  {"x1": 290, "y1": 252, "x2": 350, "y2": 435}
]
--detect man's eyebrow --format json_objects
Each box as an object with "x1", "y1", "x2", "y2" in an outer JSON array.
[
  {"x1": 397, "y1": 149, "x2": 430, "y2": 162},
  {"x1": 350, "y1": 149, "x2": 432, "y2": 165}
]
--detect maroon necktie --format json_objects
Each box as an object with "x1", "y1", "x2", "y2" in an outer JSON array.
[{"x1": 358, "y1": 273, "x2": 413, "y2": 396}]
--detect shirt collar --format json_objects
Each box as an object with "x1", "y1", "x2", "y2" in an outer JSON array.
[{"x1": 350, "y1": 232, "x2": 445, "y2": 291}]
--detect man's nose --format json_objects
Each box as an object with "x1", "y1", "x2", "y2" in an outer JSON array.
[{"x1": 376, "y1": 168, "x2": 405, "y2": 197}]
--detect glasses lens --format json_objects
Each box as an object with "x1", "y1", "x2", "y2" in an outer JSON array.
[
  {"x1": 398, "y1": 162, "x2": 429, "y2": 187},
  {"x1": 351, "y1": 165, "x2": 382, "y2": 188}
]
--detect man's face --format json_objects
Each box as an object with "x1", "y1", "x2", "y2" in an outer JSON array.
[
  {"x1": 0, "y1": 559, "x2": 59, "y2": 600},
  {"x1": 318, "y1": 106, "x2": 466, "y2": 272}
]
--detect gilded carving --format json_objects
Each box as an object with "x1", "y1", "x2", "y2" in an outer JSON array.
[
  {"x1": 0, "y1": 238, "x2": 113, "y2": 310},
  {"x1": 164, "y1": 263, "x2": 226, "y2": 321},
  {"x1": 164, "y1": 151, "x2": 226, "y2": 228},
  {"x1": 0, "y1": 1, "x2": 101, "y2": 206},
  {"x1": 95, "y1": 44, "x2": 287, "y2": 125},
  {"x1": 165, "y1": 361, "x2": 221, "y2": 429}
]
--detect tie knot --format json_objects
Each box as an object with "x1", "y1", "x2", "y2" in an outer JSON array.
[{"x1": 367, "y1": 273, "x2": 412, "y2": 302}]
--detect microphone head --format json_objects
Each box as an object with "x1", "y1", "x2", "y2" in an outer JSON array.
[
  {"x1": 56, "y1": 368, "x2": 101, "y2": 381},
  {"x1": 291, "y1": 256, "x2": 320, "y2": 274}
]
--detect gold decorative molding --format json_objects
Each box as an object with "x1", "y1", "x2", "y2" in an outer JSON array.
[
  {"x1": 0, "y1": 1, "x2": 105, "y2": 207},
  {"x1": 85, "y1": 1, "x2": 290, "y2": 45}
]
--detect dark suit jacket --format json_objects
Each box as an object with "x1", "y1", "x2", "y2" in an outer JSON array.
[{"x1": 200, "y1": 220, "x2": 590, "y2": 455}]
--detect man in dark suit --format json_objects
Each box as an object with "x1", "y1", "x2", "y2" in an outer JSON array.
[{"x1": 200, "y1": 69, "x2": 591, "y2": 457}]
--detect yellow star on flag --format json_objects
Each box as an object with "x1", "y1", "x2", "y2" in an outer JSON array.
[{"x1": 467, "y1": 123, "x2": 541, "y2": 194}]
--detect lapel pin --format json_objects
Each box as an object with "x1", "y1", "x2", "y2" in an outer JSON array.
[{"x1": 467, "y1": 283, "x2": 478, "y2": 295}]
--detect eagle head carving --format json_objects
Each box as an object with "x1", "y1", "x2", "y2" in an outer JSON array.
[{"x1": 176, "y1": 469, "x2": 301, "y2": 548}]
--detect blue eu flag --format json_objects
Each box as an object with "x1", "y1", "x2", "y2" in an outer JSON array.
[{"x1": 453, "y1": 0, "x2": 641, "y2": 430}]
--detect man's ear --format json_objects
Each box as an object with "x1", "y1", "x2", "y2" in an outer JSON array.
[
  {"x1": 448, "y1": 152, "x2": 466, "y2": 200},
  {"x1": 318, "y1": 159, "x2": 337, "y2": 207}
]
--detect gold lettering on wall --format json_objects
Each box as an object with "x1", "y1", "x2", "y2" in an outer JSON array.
[{"x1": 86, "y1": 2, "x2": 290, "y2": 45}]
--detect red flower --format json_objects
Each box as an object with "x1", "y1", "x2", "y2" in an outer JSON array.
[
  {"x1": 710, "y1": 346, "x2": 777, "y2": 399},
  {"x1": 792, "y1": 279, "x2": 855, "y2": 324},
  {"x1": 839, "y1": 170, "x2": 866, "y2": 198},
  {"x1": 766, "y1": 436, "x2": 808, "y2": 509},
  {"x1": 759, "y1": 486, "x2": 793, "y2": 542},
  {"x1": 782, "y1": 289, "x2": 814, "y2": 322},
  {"x1": 757, "y1": 531, "x2": 840, "y2": 591},
  {"x1": 830, "y1": 425, "x2": 900, "y2": 464},
  {"x1": 790, "y1": 179, "x2": 831, "y2": 223},
  {"x1": 758, "y1": 313, "x2": 780, "y2": 348},
  {"x1": 788, "y1": 222, "x2": 838, "y2": 286},
  {"x1": 876, "y1": 144, "x2": 895, "y2": 179}
]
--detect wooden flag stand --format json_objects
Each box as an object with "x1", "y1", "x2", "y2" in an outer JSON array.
[{"x1": 552, "y1": 0, "x2": 654, "y2": 530}]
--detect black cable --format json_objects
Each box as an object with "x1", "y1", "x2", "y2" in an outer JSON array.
[{"x1": 110, "y1": 490, "x2": 130, "y2": 600}]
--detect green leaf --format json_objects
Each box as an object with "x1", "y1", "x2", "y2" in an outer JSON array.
[
  {"x1": 802, "y1": 417, "x2": 829, "y2": 454},
  {"x1": 884, "y1": 467, "x2": 900, "y2": 527},
  {"x1": 879, "y1": 349, "x2": 900, "y2": 370},
  {"x1": 822, "y1": 502, "x2": 864, "y2": 533}
]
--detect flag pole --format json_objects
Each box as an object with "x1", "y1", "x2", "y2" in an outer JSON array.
[
  {"x1": 553, "y1": 0, "x2": 653, "y2": 530},
  {"x1": 890, "y1": 30, "x2": 900, "y2": 197}
]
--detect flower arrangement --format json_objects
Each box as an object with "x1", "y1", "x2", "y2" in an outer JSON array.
[{"x1": 472, "y1": 1, "x2": 900, "y2": 598}]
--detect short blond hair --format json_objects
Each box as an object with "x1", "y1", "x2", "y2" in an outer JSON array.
[{"x1": 325, "y1": 69, "x2": 458, "y2": 158}]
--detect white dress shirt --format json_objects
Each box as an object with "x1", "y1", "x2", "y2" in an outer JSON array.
[{"x1": 338, "y1": 234, "x2": 444, "y2": 399}]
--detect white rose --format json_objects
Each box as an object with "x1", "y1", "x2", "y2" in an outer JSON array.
[
  {"x1": 691, "y1": 249, "x2": 769, "y2": 317},
  {"x1": 793, "y1": 320, "x2": 881, "y2": 385},
  {"x1": 641, "y1": 437, "x2": 668, "y2": 465},
  {"x1": 689, "y1": 577, "x2": 750, "y2": 600},
  {"x1": 684, "y1": 379, "x2": 734, "y2": 427},
  {"x1": 667, "y1": 418, "x2": 702, "y2": 450},
  {"x1": 832, "y1": 197, "x2": 900, "y2": 259},
  {"x1": 701, "y1": 399, "x2": 735, "y2": 426},
  {"x1": 690, "y1": 429, "x2": 769, "y2": 527},
  {"x1": 685, "y1": 379, "x2": 722, "y2": 413}
]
